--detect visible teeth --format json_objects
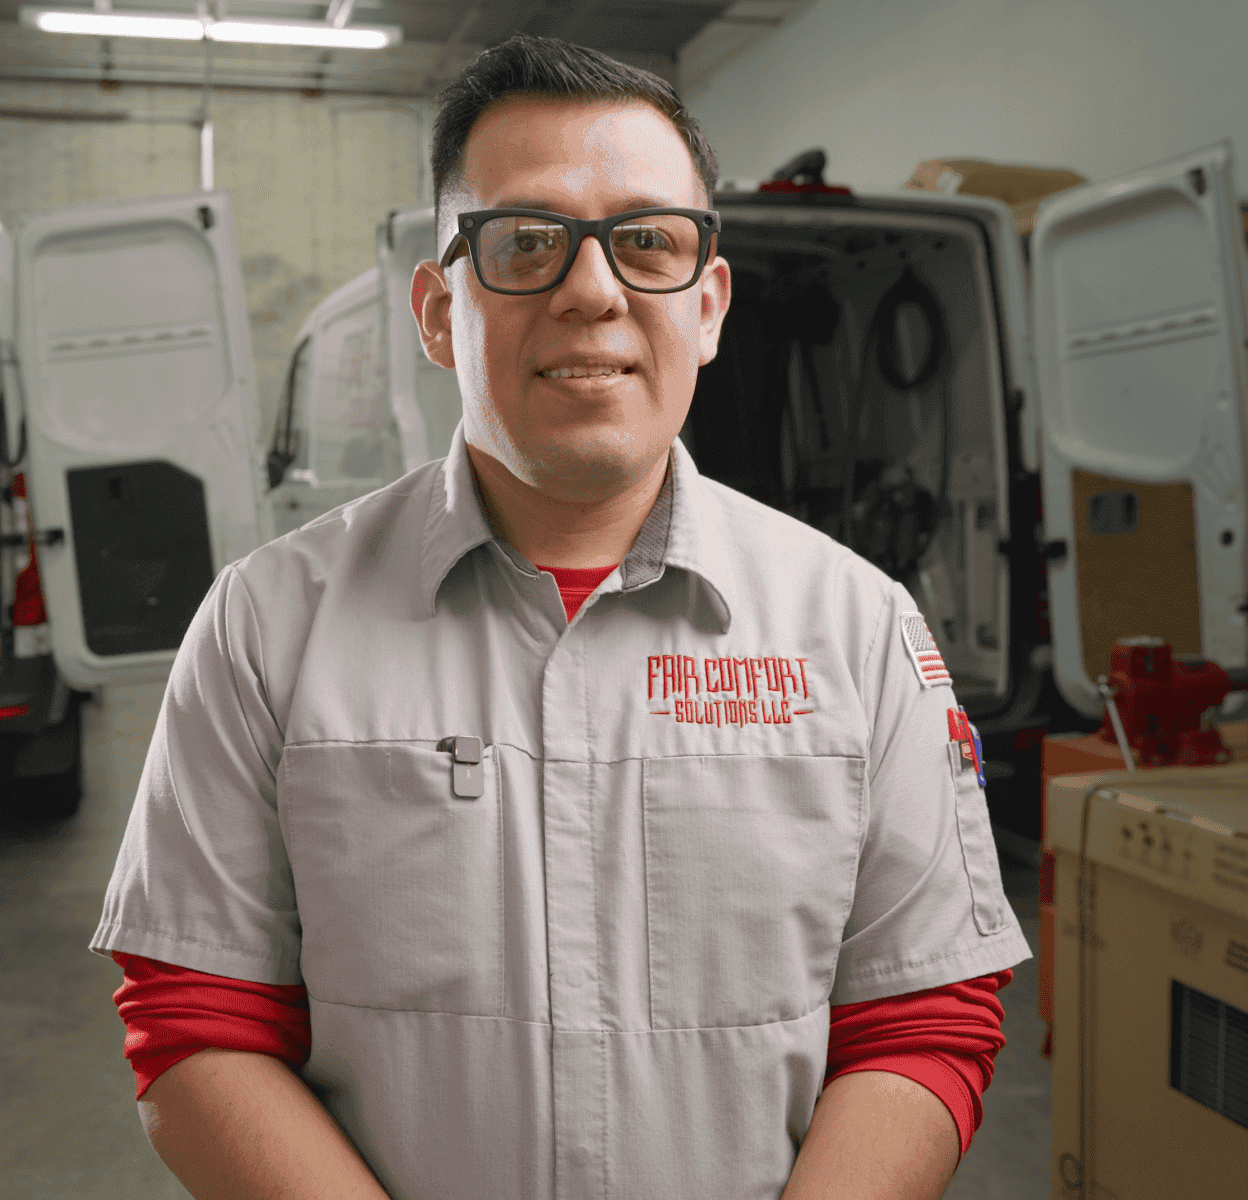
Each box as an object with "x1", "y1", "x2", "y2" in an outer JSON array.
[{"x1": 539, "y1": 366, "x2": 620, "y2": 378}]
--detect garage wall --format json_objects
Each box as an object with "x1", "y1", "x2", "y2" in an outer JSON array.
[
  {"x1": 684, "y1": 0, "x2": 1248, "y2": 194},
  {"x1": 0, "y1": 82, "x2": 432, "y2": 443}
]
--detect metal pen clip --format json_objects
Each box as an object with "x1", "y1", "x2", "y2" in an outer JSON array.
[{"x1": 436, "y1": 734, "x2": 485, "y2": 798}]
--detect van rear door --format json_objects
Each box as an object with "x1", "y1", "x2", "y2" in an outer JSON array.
[
  {"x1": 14, "y1": 190, "x2": 269, "y2": 689},
  {"x1": 377, "y1": 206, "x2": 463, "y2": 470},
  {"x1": 1032, "y1": 141, "x2": 1248, "y2": 718}
]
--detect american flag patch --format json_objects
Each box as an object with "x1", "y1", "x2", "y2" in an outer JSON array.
[{"x1": 899, "y1": 613, "x2": 952, "y2": 689}]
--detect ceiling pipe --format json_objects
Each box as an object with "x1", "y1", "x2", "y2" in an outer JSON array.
[{"x1": 324, "y1": 0, "x2": 354, "y2": 28}]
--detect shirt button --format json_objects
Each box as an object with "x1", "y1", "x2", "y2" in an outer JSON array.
[{"x1": 571, "y1": 1145, "x2": 592, "y2": 1166}]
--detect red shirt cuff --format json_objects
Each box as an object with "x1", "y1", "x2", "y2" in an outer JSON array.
[
  {"x1": 823, "y1": 969, "x2": 1014, "y2": 1163},
  {"x1": 110, "y1": 952, "x2": 312, "y2": 1100}
]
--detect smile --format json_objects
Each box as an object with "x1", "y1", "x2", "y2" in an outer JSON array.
[{"x1": 537, "y1": 366, "x2": 634, "y2": 379}]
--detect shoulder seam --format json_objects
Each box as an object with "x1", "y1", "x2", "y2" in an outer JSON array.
[
  {"x1": 862, "y1": 580, "x2": 902, "y2": 785},
  {"x1": 222, "y1": 566, "x2": 281, "y2": 782}
]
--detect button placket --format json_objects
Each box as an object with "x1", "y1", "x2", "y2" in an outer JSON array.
[{"x1": 541, "y1": 634, "x2": 607, "y2": 1200}]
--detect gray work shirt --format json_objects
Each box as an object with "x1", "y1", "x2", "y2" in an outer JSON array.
[{"x1": 92, "y1": 423, "x2": 1032, "y2": 1200}]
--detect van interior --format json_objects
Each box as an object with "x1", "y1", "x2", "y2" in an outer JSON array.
[{"x1": 685, "y1": 207, "x2": 1011, "y2": 702}]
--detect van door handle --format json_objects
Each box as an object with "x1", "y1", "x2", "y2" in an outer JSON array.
[{"x1": 995, "y1": 535, "x2": 1067, "y2": 563}]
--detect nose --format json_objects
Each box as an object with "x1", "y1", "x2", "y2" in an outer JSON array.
[{"x1": 550, "y1": 231, "x2": 627, "y2": 315}]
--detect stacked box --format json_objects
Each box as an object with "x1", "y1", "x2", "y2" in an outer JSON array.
[
  {"x1": 1039, "y1": 723, "x2": 1247, "y2": 1032},
  {"x1": 1045, "y1": 764, "x2": 1248, "y2": 1199}
]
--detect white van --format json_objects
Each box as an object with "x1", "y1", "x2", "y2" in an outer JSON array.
[
  {"x1": 264, "y1": 207, "x2": 462, "y2": 533},
  {"x1": 0, "y1": 190, "x2": 270, "y2": 815},
  {"x1": 266, "y1": 266, "x2": 404, "y2": 540},
  {"x1": 696, "y1": 139, "x2": 1248, "y2": 844}
]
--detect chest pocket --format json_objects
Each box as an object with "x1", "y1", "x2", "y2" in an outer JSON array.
[
  {"x1": 643, "y1": 753, "x2": 863, "y2": 1030},
  {"x1": 947, "y1": 741, "x2": 1009, "y2": 937},
  {"x1": 279, "y1": 741, "x2": 501, "y2": 1015}
]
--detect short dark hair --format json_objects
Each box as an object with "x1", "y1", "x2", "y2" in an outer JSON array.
[{"x1": 431, "y1": 33, "x2": 718, "y2": 234}]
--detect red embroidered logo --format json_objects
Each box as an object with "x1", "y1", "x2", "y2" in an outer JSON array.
[{"x1": 647, "y1": 654, "x2": 814, "y2": 727}]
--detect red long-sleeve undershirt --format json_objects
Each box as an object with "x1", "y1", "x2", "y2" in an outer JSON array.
[
  {"x1": 110, "y1": 950, "x2": 1011, "y2": 1164},
  {"x1": 109, "y1": 565, "x2": 1015, "y2": 1164}
]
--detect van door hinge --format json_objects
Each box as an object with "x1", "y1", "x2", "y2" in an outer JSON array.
[{"x1": 0, "y1": 528, "x2": 63, "y2": 548}]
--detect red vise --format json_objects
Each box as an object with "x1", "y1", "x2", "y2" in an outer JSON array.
[{"x1": 1099, "y1": 637, "x2": 1236, "y2": 767}]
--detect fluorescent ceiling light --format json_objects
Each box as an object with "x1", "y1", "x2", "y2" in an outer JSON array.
[
  {"x1": 31, "y1": 10, "x2": 203, "y2": 37},
  {"x1": 209, "y1": 19, "x2": 394, "y2": 48},
  {"x1": 19, "y1": 7, "x2": 402, "y2": 48}
]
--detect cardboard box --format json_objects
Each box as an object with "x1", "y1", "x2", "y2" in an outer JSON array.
[
  {"x1": 1044, "y1": 764, "x2": 1248, "y2": 1199},
  {"x1": 1039, "y1": 724, "x2": 1248, "y2": 1026},
  {"x1": 904, "y1": 158, "x2": 1088, "y2": 235}
]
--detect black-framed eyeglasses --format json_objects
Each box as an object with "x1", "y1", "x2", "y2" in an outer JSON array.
[{"x1": 439, "y1": 207, "x2": 721, "y2": 296}]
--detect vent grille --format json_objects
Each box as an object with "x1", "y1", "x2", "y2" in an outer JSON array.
[{"x1": 1170, "y1": 980, "x2": 1248, "y2": 1129}]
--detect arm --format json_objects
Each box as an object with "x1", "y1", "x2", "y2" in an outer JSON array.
[
  {"x1": 781, "y1": 1070, "x2": 961, "y2": 1200},
  {"x1": 138, "y1": 1047, "x2": 391, "y2": 1200}
]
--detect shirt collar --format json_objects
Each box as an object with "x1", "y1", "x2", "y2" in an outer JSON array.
[
  {"x1": 617, "y1": 436, "x2": 734, "y2": 632},
  {"x1": 417, "y1": 422, "x2": 498, "y2": 618},
  {"x1": 419, "y1": 423, "x2": 734, "y2": 631}
]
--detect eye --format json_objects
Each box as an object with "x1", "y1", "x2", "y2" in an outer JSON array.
[
  {"x1": 512, "y1": 230, "x2": 555, "y2": 254},
  {"x1": 614, "y1": 225, "x2": 670, "y2": 252}
]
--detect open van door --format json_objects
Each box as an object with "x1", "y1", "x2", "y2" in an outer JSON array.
[
  {"x1": 1032, "y1": 141, "x2": 1248, "y2": 718},
  {"x1": 14, "y1": 190, "x2": 270, "y2": 690},
  {"x1": 377, "y1": 206, "x2": 463, "y2": 470},
  {"x1": 0, "y1": 221, "x2": 21, "y2": 634},
  {"x1": 266, "y1": 266, "x2": 404, "y2": 539},
  {"x1": 0, "y1": 223, "x2": 17, "y2": 464}
]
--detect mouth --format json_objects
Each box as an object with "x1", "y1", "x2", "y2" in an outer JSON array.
[{"x1": 535, "y1": 364, "x2": 636, "y2": 380}]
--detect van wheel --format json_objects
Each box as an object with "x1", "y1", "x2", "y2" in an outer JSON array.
[{"x1": 10, "y1": 694, "x2": 84, "y2": 820}]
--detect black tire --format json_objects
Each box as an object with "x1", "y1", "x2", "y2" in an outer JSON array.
[{"x1": 9, "y1": 692, "x2": 84, "y2": 820}]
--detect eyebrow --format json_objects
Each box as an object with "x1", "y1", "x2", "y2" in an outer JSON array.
[{"x1": 488, "y1": 196, "x2": 685, "y2": 213}]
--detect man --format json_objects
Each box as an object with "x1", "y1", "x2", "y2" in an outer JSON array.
[{"x1": 92, "y1": 33, "x2": 1032, "y2": 1200}]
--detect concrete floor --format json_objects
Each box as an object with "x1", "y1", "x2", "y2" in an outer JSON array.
[{"x1": 0, "y1": 680, "x2": 1051, "y2": 1200}]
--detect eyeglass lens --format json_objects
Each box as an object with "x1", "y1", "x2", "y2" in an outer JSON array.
[{"x1": 477, "y1": 213, "x2": 703, "y2": 292}]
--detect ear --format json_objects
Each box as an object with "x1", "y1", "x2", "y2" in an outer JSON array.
[
  {"x1": 410, "y1": 260, "x2": 456, "y2": 370},
  {"x1": 697, "y1": 253, "x2": 732, "y2": 367}
]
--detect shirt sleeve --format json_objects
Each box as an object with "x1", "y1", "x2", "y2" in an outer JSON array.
[
  {"x1": 110, "y1": 951, "x2": 312, "y2": 1099},
  {"x1": 830, "y1": 580, "x2": 1033, "y2": 1004},
  {"x1": 88, "y1": 564, "x2": 302, "y2": 984},
  {"x1": 824, "y1": 969, "x2": 1014, "y2": 1164}
]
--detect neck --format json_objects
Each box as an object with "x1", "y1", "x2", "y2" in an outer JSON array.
[{"x1": 465, "y1": 444, "x2": 670, "y2": 569}]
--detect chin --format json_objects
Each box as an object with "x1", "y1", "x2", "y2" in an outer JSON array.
[{"x1": 520, "y1": 432, "x2": 660, "y2": 499}]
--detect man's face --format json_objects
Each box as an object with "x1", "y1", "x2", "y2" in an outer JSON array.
[{"x1": 411, "y1": 96, "x2": 731, "y2": 503}]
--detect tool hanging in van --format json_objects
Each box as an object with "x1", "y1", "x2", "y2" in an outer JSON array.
[
  {"x1": 765, "y1": 255, "x2": 952, "y2": 584},
  {"x1": 840, "y1": 263, "x2": 951, "y2": 580}
]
